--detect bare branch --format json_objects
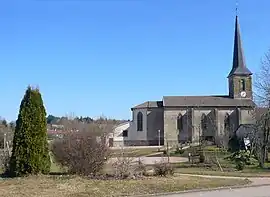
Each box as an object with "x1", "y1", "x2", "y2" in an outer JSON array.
[{"x1": 254, "y1": 49, "x2": 270, "y2": 106}]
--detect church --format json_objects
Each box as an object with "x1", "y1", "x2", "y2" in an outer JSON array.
[{"x1": 120, "y1": 14, "x2": 258, "y2": 147}]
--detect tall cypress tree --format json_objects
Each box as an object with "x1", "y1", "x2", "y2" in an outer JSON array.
[{"x1": 8, "y1": 86, "x2": 51, "y2": 177}]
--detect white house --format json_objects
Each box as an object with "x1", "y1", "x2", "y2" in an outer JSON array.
[{"x1": 109, "y1": 121, "x2": 131, "y2": 147}]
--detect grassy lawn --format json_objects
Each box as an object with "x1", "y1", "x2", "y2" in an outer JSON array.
[
  {"x1": 111, "y1": 147, "x2": 161, "y2": 157},
  {"x1": 169, "y1": 145, "x2": 227, "y2": 157},
  {"x1": 152, "y1": 145, "x2": 270, "y2": 177},
  {"x1": 167, "y1": 145, "x2": 270, "y2": 177},
  {"x1": 0, "y1": 146, "x2": 267, "y2": 197},
  {"x1": 0, "y1": 152, "x2": 251, "y2": 197},
  {"x1": 0, "y1": 175, "x2": 250, "y2": 197}
]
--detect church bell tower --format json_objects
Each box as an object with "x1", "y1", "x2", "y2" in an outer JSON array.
[{"x1": 228, "y1": 14, "x2": 253, "y2": 100}]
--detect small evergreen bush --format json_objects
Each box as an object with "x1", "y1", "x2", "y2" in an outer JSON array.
[
  {"x1": 8, "y1": 86, "x2": 51, "y2": 177},
  {"x1": 228, "y1": 150, "x2": 255, "y2": 171}
]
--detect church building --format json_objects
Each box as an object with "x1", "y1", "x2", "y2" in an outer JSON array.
[{"x1": 125, "y1": 14, "x2": 257, "y2": 147}]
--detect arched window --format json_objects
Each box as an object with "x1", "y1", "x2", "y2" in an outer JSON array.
[
  {"x1": 137, "y1": 112, "x2": 143, "y2": 131},
  {"x1": 240, "y1": 79, "x2": 246, "y2": 91},
  {"x1": 224, "y1": 113, "x2": 230, "y2": 131},
  {"x1": 201, "y1": 113, "x2": 207, "y2": 130},
  {"x1": 177, "y1": 114, "x2": 183, "y2": 131}
]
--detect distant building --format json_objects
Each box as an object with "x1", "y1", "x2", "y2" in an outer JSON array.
[
  {"x1": 47, "y1": 124, "x2": 65, "y2": 139},
  {"x1": 108, "y1": 121, "x2": 130, "y2": 147}
]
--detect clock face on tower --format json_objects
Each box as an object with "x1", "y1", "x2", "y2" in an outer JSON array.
[{"x1": 240, "y1": 91, "x2": 247, "y2": 98}]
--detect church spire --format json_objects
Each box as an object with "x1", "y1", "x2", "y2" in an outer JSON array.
[{"x1": 227, "y1": 14, "x2": 252, "y2": 77}]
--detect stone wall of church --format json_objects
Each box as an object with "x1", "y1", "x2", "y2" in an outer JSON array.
[
  {"x1": 179, "y1": 109, "x2": 193, "y2": 143},
  {"x1": 217, "y1": 110, "x2": 231, "y2": 135},
  {"x1": 164, "y1": 108, "x2": 228, "y2": 145},
  {"x1": 217, "y1": 109, "x2": 231, "y2": 135},
  {"x1": 125, "y1": 108, "x2": 148, "y2": 145},
  {"x1": 146, "y1": 108, "x2": 164, "y2": 145},
  {"x1": 192, "y1": 109, "x2": 212, "y2": 143},
  {"x1": 229, "y1": 76, "x2": 253, "y2": 99},
  {"x1": 228, "y1": 108, "x2": 239, "y2": 135},
  {"x1": 216, "y1": 109, "x2": 234, "y2": 146},
  {"x1": 217, "y1": 108, "x2": 253, "y2": 136},
  {"x1": 208, "y1": 109, "x2": 218, "y2": 138},
  {"x1": 193, "y1": 108, "x2": 254, "y2": 146},
  {"x1": 240, "y1": 108, "x2": 255, "y2": 124},
  {"x1": 160, "y1": 106, "x2": 254, "y2": 147},
  {"x1": 164, "y1": 108, "x2": 190, "y2": 146}
]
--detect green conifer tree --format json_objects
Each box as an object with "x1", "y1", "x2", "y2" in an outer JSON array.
[{"x1": 8, "y1": 86, "x2": 51, "y2": 176}]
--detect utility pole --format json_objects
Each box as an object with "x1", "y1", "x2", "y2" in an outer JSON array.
[{"x1": 187, "y1": 107, "x2": 189, "y2": 143}]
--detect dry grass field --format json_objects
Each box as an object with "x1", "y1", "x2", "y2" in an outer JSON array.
[{"x1": 0, "y1": 175, "x2": 250, "y2": 197}]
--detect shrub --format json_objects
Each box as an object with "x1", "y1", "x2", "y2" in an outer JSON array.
[
  {"x1": 136, "y1": 158, "x2": 147, "y2": 175},
  {"x1": 8, "y1": 86, "x2": 51, "y2": 177},
  {"x1": 51, "y1": 130, "x2": 110, "y2": 176},
  {"x1": 153, "y1": 159, "x2": 174, "y2": 176},
  {"x1": 235, "y1": 161, "x2": 245, "y2": 171},
  {"x1": 228, "y1": 150, "x2": 255, "y2": 171},
  {"x1": 112, "y1": 156, "x2": 135, "y2": 179},
  {"x1": 199, "y1": 151, "x2": 205, "y2": 163},
  {"x1": 175, "y1": 147, "x2": 185, "y2": 154}
]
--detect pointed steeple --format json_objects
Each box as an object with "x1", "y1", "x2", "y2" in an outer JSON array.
[{"x1": 227, "y1": 15, "x2": 252, "y2": 77}]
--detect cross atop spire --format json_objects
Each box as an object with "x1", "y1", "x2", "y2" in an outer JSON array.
[
  {"x1": 236, "y1": 0, "x2": 239, "y2": 16},
  {"x1": 227, "y1": 14, "x2": 252, "y2": 77}
]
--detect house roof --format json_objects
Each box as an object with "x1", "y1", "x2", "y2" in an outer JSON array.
[
  {"x1": 131, "y1": 101, "x2": 163, "y2": 110},
  {"x1": 163, "y1": 95, "x2": 256, "y2": 107},
  {"x1": 112, "y1": 121, "x2": 130, "y2": 130}
]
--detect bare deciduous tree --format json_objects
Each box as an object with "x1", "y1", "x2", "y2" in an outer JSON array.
[
  {"x1": 111, "y1": 149, "x2": 136, "y2": 179},
  {"x1": 255, "y1": 49, "x2": 270, "y2": 106},
  {"x1": 253, "y1": 49, "x2": 270, "y2": 167},
  {"x1": 248, "y1": 110, "x2": 270, "y2": 168},
  {"x1": 52, "y1": 130, "x2": 111, "y2": 176}
]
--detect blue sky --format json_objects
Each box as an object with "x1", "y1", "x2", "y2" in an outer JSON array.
[{"x1": 0, "y1": 0, "x2": 269, "y2": 121}]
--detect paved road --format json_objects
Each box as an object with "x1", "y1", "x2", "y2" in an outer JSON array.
[
  {"x1": 155, "y1": 175, "x2": 270, "y2": 197},
  {"x1": 162, "y1": 185, "x2": 270, "y2": 197}
]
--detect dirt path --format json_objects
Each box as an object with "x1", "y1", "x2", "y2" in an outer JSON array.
[{"x1": 108, "y1": 156, "x2": 188, "y2": 165}]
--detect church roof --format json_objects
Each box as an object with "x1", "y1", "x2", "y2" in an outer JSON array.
[
  {"x1": 132, "y1": 96, "x2": 255, "y2": 109},
  {"x1": 227, "y1": 15, "x2": 252, "y2": 77},
  {"x1": 163, "y1": 95, "x2": 255, "y2": 107},
  {"x1": 131, "y1": 101, "x2": 163, "y2": 110}
]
